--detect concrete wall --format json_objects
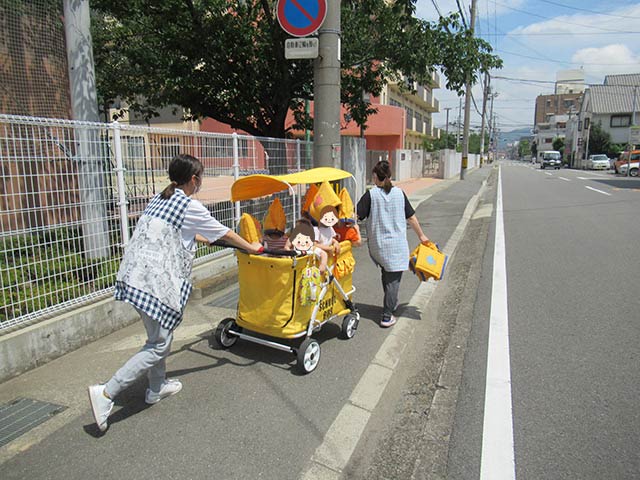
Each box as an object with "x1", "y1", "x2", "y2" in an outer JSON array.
[
  {"x1": 437, "y1": 150, "x2": 479, "y2": 179},
  {"x1": 393, "y1": 149, "x2": 413, "y2": 180},
  {"x1": 0, "y1": 253, "x2": 238, "y2": 383}
]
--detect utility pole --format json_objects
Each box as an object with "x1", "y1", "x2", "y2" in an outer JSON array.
[
  {"x1": 479, "y1": 72, "x2": 490, "y2": 166},
  {"x1": 456, "y1": 97, "x2": 462, "y2": 150},
  {"x1": 625, "y1": 85, "x2": 638, "y2": 176},
  {"x1": 489, "y1": 91, "x2": 496, "y2": 162},
  {"x1": 460, "y1": 0, "x2": 477, "y2": 180},
  {"x1": 64, "y1": 0, "x2": 109, "y2": 258},
  {"x1": 313, "y1": 0, "x2": 341, "y2": 167},
  {"x1": 444, "y1": 107, "x2": 452, "y2": 147}
]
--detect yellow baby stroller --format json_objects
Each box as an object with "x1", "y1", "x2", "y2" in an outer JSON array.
[{"x1": 213, "y1": 168, "x2": 359, "y2": 374}]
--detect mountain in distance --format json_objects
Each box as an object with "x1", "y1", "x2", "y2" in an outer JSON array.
[{"x1": 497, "y1": 127, "x2": 532, "y2": 150}]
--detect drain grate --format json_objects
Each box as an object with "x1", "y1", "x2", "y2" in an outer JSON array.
[
  {"x1": 0, "y1": 398, "x2": 66, "y2": 448},
  {"x1": 205, "y1": 286, "x2": 239, "y2": 309}
]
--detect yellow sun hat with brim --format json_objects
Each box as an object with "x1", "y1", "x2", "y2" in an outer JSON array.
[
  {"x1": 337, "y1": 187, "x2": 355, "y2": 222},
  {"x1": 238, "y1": 213, "x2": 262, "y2": 243},
  {"x1": 263, "y1": 197, "x2": 286, "y2": 234},
  {"x1": 301, "y1": 183, "x2": 318, "y2": 214},
  {"x1": 309, "y1": 180, "x2": 342, "y2": 222}
]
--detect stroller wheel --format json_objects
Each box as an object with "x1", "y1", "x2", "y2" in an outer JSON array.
[
  {"x1": 214, "y1": 318, "x2": 239, "y2": 348},
  {"x1": 297, "y1": 338, "x2": 321, "y2": 374},
  {"x1": 341, "y1": 313, "x2": 359, "y2": 339}
]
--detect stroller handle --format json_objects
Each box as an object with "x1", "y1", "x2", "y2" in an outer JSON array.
[{"x1": 210, "y1": 240, "x2": 297, "y2": 257}]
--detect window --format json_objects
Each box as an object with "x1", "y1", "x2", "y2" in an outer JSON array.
[
  {"x1": 584, "y1": 118, "x2": 590, "y2": 130},
  {"x1": 610, "y1": 115, "x2": 631, "y2": 128},
  {"x1": 389, "y1": 98, "x2": 402, "y2": 108},
  {"x1": 415, "y1": 113, "x2": 423, "y2": 133},
  {"x1": 544, "y1": 138, "x2": 553, "y2": 143},
  {"x1": 406, "y1": 108, "x2": 414, "y2": 130}
]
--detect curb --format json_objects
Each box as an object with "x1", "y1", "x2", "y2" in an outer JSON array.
[{"x1": 300, "y1": 172, "x2": 489, "y2": 479}]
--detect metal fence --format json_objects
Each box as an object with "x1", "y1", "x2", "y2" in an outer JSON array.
[{"x1": 0, "y1": 114, "x2": 312, "y2": 333}]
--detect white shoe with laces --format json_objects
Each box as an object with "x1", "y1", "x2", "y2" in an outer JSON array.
[
  {"x1": 88, "y1": 384, "x2": 114, "y2": 432},
  {"x1": 145, "y1": 379, "x2": 182, "y2": 405}
]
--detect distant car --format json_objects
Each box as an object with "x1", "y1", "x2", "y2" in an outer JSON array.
[
  {"x1": 614, "y1": 150, "x2": 640, "y2": 174},
  {"x1": 540, "y1": 150, "x2": 562, "y2": 169},
  {"x1": 618, "y1": 161, "x2": 639, "y2": 177},
  {"x1": 586, "y1": 154, "x2": 610, "y2": 170}
]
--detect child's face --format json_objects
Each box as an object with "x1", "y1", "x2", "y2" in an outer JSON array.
[
  {"x1": 320, "y1": 210, "x2": 339, "y2": 227},
  {"x1": 291, "y1": 232, "x2": 313, "y2": 251}
]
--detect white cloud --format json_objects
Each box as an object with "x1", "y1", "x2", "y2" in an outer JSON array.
[{"x1": 571, "y1": 44, "x2": 640, "y2": 79}]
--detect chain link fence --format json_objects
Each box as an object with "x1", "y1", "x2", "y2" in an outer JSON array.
[{"x1": 0, "y1": 114, "x2": 311, "y2": 333}]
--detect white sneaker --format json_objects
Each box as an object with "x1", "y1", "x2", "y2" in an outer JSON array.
[
  {"x1": 88, "y1": 384, "x2": 114, "y2": 432},
  {"x1": 145, "y1": 379, "x2": 182, "y2": 405}
]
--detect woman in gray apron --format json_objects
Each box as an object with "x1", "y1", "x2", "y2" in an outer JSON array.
[{"x1": 357, "y1": 160, "x2": 430, "y2": 328}]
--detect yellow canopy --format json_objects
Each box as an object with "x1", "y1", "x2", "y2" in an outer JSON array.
[{"x1": 231, "y1": 167, "x2": 353, "y2": 202}]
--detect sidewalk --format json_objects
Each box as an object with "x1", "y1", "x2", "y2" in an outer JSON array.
[{"x1": 0, "y1": 167, "x2": 492, "y2": 479}]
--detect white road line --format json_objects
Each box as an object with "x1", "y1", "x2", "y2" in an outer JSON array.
[
  {"x1": 559, "y1": 176, "x2": 570, "y2": 182},
  {"x1": 300, "y1": 180, "x2": 489, "y2": 480},
  {"x1": 480, "y1": 167, "x2": 516, "y2": 480},
  {"x1": 585, "y1": 186, "x2": 612, "y2": 196},
  {"x1": 544, "y1": 172, "x2": 553, "y2": 176},
  {"x1": 577, "y1": 176, "x2": 602, "y2": 180}
]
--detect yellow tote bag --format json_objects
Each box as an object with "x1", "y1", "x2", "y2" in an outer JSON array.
[{"x1": 409, "y1": 241, "x2": 448, "y2": 282}]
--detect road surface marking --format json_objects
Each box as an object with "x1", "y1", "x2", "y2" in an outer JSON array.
[
  {"x1": 585, "y1": 186, "x2": 612, "y2": 196},
  {"x1": 300, "y1": 179, "x2": 489, "y2": 479},
  {"x1": 480, "y1": 167, "x2": 516, "y2": 480},
  {"x1": 577, "y1": 176, "x2": 603, "y2": 180},
  {"x1": 544, "y1": 172, "x2": 553, "y2": 176},
  {"x1": 559, "y1": 176, "x2": 570, "y2": 182}
]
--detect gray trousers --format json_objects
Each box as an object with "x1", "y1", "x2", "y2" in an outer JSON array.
[
  {"x1": 104, "y1": 308, "x2": 174, "y2": 398},
  {"x1": 381, "y1": 269, "x2": 403, "y2": 319}
]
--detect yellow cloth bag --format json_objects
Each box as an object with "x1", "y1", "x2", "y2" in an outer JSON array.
[
  {"x1": 238, "y1": 213, "x2": 262, "y2": 243},
  {"x1": 409, "y1": 241, "x2": 448, "y2": 282}
]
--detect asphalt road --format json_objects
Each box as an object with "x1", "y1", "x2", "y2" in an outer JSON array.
[
  {"x1": 448, "y1": 162, "x2": 640, "y2": 479},
  {"x1": 0, "y1": 168, "x2": 491, "y2": 480}
]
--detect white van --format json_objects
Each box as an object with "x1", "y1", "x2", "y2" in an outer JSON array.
[{"x1": 540, "y1": 150, "x2": 562, "y2": 169}]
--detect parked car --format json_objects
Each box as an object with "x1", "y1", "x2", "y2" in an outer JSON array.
[
  {"x1": 618, "y1": 161, "x2": 639, "y2": 177},
  {"x1": 614, "y1": 150, "x2": 640, "y2": 174},
  {"x1": 540, "y1": 150, "x2": 562, "y2": 169},
  {"x1": 586, "y1": 154, "x2": 610, "y2": 170}
]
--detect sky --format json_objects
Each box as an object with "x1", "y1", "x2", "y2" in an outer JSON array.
[{"x1": 414, "y1": 0, "x2": 640, "y2": 134}]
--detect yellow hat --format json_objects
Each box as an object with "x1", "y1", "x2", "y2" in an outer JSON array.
[
  {"x1": 309, "y1": 181, "x2": 342, "y2": 222},
  {"x1": 263, "y1": 197, "x2": 286, "y2": 233},
  {"x1": 238, "y1": 213, "x2": 262, "y2": 243},
  {"x1": 301, "y1": 183, "x2": 318, "y2": 213},
  {"x1": 337, "y1": 187, "x2": 355, "y2": 220}
]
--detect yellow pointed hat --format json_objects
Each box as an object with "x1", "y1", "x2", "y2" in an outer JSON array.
[
  {"x1": 309, "y1": 181, "x2": 342, "y2": 222},
  {"x1": 263, "y1": 197, "x2": 286, "y2": 233},
  {"x1": 337, "y1": 187, "x2": 355, "y2": 220},
  {"x1": 301, "y1": 183, "x2": 318, "y2": 214}
]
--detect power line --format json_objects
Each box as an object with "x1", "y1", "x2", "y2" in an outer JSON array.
[
  {"x1": 534, "y1": 0, "x2": 640, "y2": 20},
  {"x1": 496, "y1": 48, "x2": 640, "y2": 66},
  {"x1": 482, "y1": 31, "x2": 640, "y2": 36},
  {"x1": 493, "y1": 1, "x2": 625, "y2": 33},
  {"x1": 455, "y1": 0, "x2": 468, "y2": 29}
]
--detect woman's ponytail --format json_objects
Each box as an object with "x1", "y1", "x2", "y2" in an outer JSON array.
[
  {"x1": 160, "y1": 181, "x2": 178, "y2": 199},
  {"x1": 160, "y1": 154, "x2": 203, "y2": 199},
  {"x1": 373, "y1": 160, "x2": 393, "y2": 193}
]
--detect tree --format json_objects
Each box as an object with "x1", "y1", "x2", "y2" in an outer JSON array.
[
  {"x1": 424, "y1": 132, "x2": 456, "y2": 151},
  {"x1": 552, "y1": 137, "x2": 564, "y2": 157},
  {"x1": 588, "y1": 121, "x2": 611, "y2": 156},
  {"x1": 468, "y1": 132, "x2": 489, "y2": 154},
  {"x1": 518, "y1": 139, "x2": 531, "y2": 159},
  {"x1": 91, "y1": 0, "x2": 501, "y2": 140}
]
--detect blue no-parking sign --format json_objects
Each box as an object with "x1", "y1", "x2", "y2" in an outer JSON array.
[{"x1": 277, "y1": 0, "x2": 327, "y2": 37}]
